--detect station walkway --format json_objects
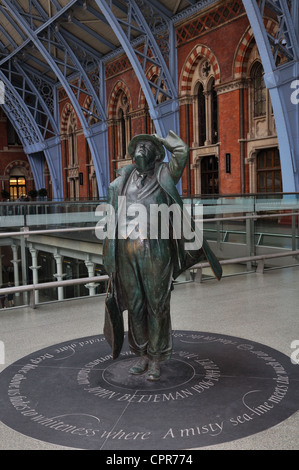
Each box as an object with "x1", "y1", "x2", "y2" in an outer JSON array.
[{"x1": 0, "y1": 266, "x2": 298, "y2": 450}]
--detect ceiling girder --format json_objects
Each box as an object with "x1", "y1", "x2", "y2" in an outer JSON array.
[
  {"x1": 2, "y1": 0, "x2": 106, "y2": 123},
  {"x1": 94, "y1": 0, "x2": 179, "y2": 136}
]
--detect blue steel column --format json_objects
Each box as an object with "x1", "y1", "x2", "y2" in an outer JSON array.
[{"x1": 242, "y1": 0, "x2": 299, "y2": 192}]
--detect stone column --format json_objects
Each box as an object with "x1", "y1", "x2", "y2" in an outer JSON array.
[
  {"x1": 11, "y1": 244, "x2": 20, "y2": 297},
  {"x1": 29, "y1": 246, "x2": 41, "y2": 305},
  {"x1": 54, "y1": 253, "x2": 65, "y2": 301}
]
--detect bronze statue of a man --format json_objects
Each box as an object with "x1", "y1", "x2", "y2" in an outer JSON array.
[{"x1": 103, "y1": 131, "x2": 222, "y2": 381}]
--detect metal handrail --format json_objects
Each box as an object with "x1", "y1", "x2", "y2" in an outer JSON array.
[
  {"x1": 0, "y1": 251, "x2": 298, "y2": 298},
  {"x1": 0, "y1": 275, "x2": 109, "y2": 296},
  {"x1": 191, "y1": 250, "x2": 299, "y2": 270},
  {"x1": 0, "y1": 209, "x2": 297, "y2": 239}
]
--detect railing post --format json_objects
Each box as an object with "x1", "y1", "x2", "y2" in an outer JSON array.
[
  {"x1": 29, "y1": 289, "x2": 36, "y2": 309},
  {"x1": 246, "y1": 213, "x2": 253, "y2": 270},
  {"x1": 0, "y1": 248, "x2": 4, "y2": 287},
  {"x1": 20, "y1": 227, "x2": 29, "y2": 305},
  {"x1": 85, "y1": 260, "x2": 97, "y2": 296},
  {"x1": 291, "y1": 212, "x2": 298, "y2": 251},
  {"x1": 11, "y1": 244, "x2": 20, "y2": 298},
  {"x1": 54, "y1": 253, "x2": 65, "y2": 301},
  {"x1": 29, "y1": 246, "x2": 41, "y2": 305}
]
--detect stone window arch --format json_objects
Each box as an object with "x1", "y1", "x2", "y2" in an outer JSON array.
[
  {"x1": 67, "y1": 112, "x2": 78, "y2": 167},
  {"x1": 65, "y1": 110, "x2": 79, "y2": 200},
  {"x1": 108, "y1": 82, "x2": 132, "y2": 162},
  {"x1": 192, "y1": 58, "x2": 219, "y2": 148},
  {"x1": 114, "y1": 90, "x2": 131, "y2": 160},
  {"x1": 251, "y1": 61, "x2": 266, "y2": 117}
]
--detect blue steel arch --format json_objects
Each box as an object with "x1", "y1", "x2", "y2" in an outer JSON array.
[
  {"x1": 0, "y1": 4, "x2": 64, "y2": 198},
  {"x1": 1, "y1": 0, "x2": 110, "y2": 197},
  {"x1": 1, "y1": 0, "x2": 298, "y2": 197},
  {"x1": 94, "y1": 0, "x2": 179, "y2": 138},
  {"x1": 0, "y1": 73, "x2": 64, "y2": 199}
]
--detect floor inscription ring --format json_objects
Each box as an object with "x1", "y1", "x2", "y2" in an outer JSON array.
[{"x1": 0, "y1": 331, "x2": 298, "y2": 450}]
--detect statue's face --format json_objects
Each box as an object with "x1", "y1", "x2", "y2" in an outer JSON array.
[{"x1": 134, "y1": 141, "x2": 157, "y2": 172}]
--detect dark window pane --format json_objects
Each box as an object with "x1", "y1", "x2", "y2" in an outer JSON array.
[
  {"x1": 252, "y1": 63, "x2": 266, "y2": 117},
  {"x1": 201, "y1": 156, "x2": 219, "y2": 194},
  {"x1": 198, "y1": 83, "x2": 206, "y2": 146},
  {"x1": 257, "y1": 148, "x2": 282, "y2": 192}
]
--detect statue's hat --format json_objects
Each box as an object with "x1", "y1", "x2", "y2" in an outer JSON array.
[{"x1": 128, "y1": 134, "x2": 165, "y2": 161}]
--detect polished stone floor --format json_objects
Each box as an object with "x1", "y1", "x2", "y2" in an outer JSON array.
[{"x1": 0, "y1": 265, "x2": 298, "y2": 450}]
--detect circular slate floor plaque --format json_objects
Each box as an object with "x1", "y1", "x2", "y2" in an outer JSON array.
[{"x1": 0, "y1": 331, "x2": 299, "y2": 450}]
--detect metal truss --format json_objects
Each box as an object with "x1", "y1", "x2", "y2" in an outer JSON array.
[
  {"x1": 0, "y1": 0, "x2": 219, "y2": 198},
  {"x1": 1, "y1": 0, "x2": 110, "y2": 197},
  {"x1": 0, "y1": 72, "x2": 64, "y2": 198},
  {"x1": 94, "y1": 0, "x2": 179, "y2": 139},
  {"x1": 0, "y1": 3, "x2": 64, "y2": 197},
  {"x1": 243, "y1": 0, "x2": 299, "y2": 192}
]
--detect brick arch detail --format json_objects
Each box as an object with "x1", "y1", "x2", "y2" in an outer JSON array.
[
  {"x1": 4, "y1": 160, "x2": 32, "y2": 177},
  {"x1": 60, "y1": 103, "x2": 78, "y2": 134},
  {"x1": 108, "y1": 80, "x2": 133, "y2": 119},
  {"x1": 233, "y1": 19, "x2": 278, "y2": 79},
  {"x1": 179, "y1": 44, "x2": 220, "y2": 96}
]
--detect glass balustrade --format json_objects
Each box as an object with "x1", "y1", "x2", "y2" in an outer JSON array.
[{"x1": 0, "y1": 193, "x2": 298, "y2": 308}]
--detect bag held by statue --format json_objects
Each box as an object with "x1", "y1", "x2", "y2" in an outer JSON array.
[{"x1": 104, "y1": 279, "x2": 124, "y2": 359}]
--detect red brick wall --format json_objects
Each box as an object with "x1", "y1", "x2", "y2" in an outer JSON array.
[{"x1": 218, "y1": 90, "x2": 241, "y2": 194}]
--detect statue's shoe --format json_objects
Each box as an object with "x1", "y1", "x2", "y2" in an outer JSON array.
[
  {"x1": 129, "y1": 356, "x2": 149, "y2": 375},
  {"x1": 146, "y1": 360, "x2": 160, "y2": 381}
]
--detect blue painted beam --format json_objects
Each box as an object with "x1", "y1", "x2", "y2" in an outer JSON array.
[
  {"x1": 140, "y1": 0, "x2": 172, "y2": 19},
  {"x1": 0, "y1": 74, "x2": 63, "y2": 199},
  {"x1": 94, "y1": 0, "x2": 179, "y2": 139},
  {"x1": 70, "y1": 17, "x2": 116, "y2": 50},
  {"x1": 2, "y1": 0, "x2": 109, "y2": 197},
  {"x1": 27, "y1": 152, "x2": 45, "y2": 190},
  {"x1": 12, "y1": 61, "x2": 59, "y2": 135},
  {"x1": 0, "y1": 0, "x2": 80, "y2": 65}
]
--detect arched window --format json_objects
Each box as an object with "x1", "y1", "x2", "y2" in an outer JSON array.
[
  {"x1": 201, "y1": 156, "x2": 219, "y2": 194},
  {"x1": 118, "y1": 108, "x2": 126, "y2": 159},
  {"x1": 67, "y1": 113, "x2": 77, "y2": 167},
  {"x1": 9, "y1": 176, "x2": 26, "y2": 200},
  {"x1": 67, "y1": 112, "x2": 79, "y2": 199},
  {"x1": 252, "y1": 62, "x2": 266, "y2": 117},
  {"x1": 115, "y1": 91, "x2": 131, "y2": 160},
  {"x1": 197, "y1": 83, "x2": 206, "y2": 146},
  {"x1": 257, "y1": 148, "x2": 282, "y2": 193},
  {"x1": 210, "y1": 78, "x2": 218, "y2": 145}
]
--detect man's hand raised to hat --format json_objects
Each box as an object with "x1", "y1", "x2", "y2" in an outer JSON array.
[{"x1": 152, "y1": 130, "x2": 187, "y2": 154}]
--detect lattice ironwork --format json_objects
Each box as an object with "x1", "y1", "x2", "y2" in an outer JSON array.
[
  {"x1": 1, "y1": 59, "x2": 56, "y2": 139},
  {"x1": 257, "y1": 0, "x2": 299, "y2": 63},
  {"x1": 95, "y1": 0, "x2": 177, "y2": 103},
  {"x1": 1, "y1": 82, "x2": 40, "y2": 146},
  {"x1": 2, "y1": 0, "x2": 106, "y2": 126},
  {"x1": 177, "y1": 0, "x2": 245, "y2": 44},
  {"x1": 105, "y1": 55, "x2": 131, "y2": 78}
]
